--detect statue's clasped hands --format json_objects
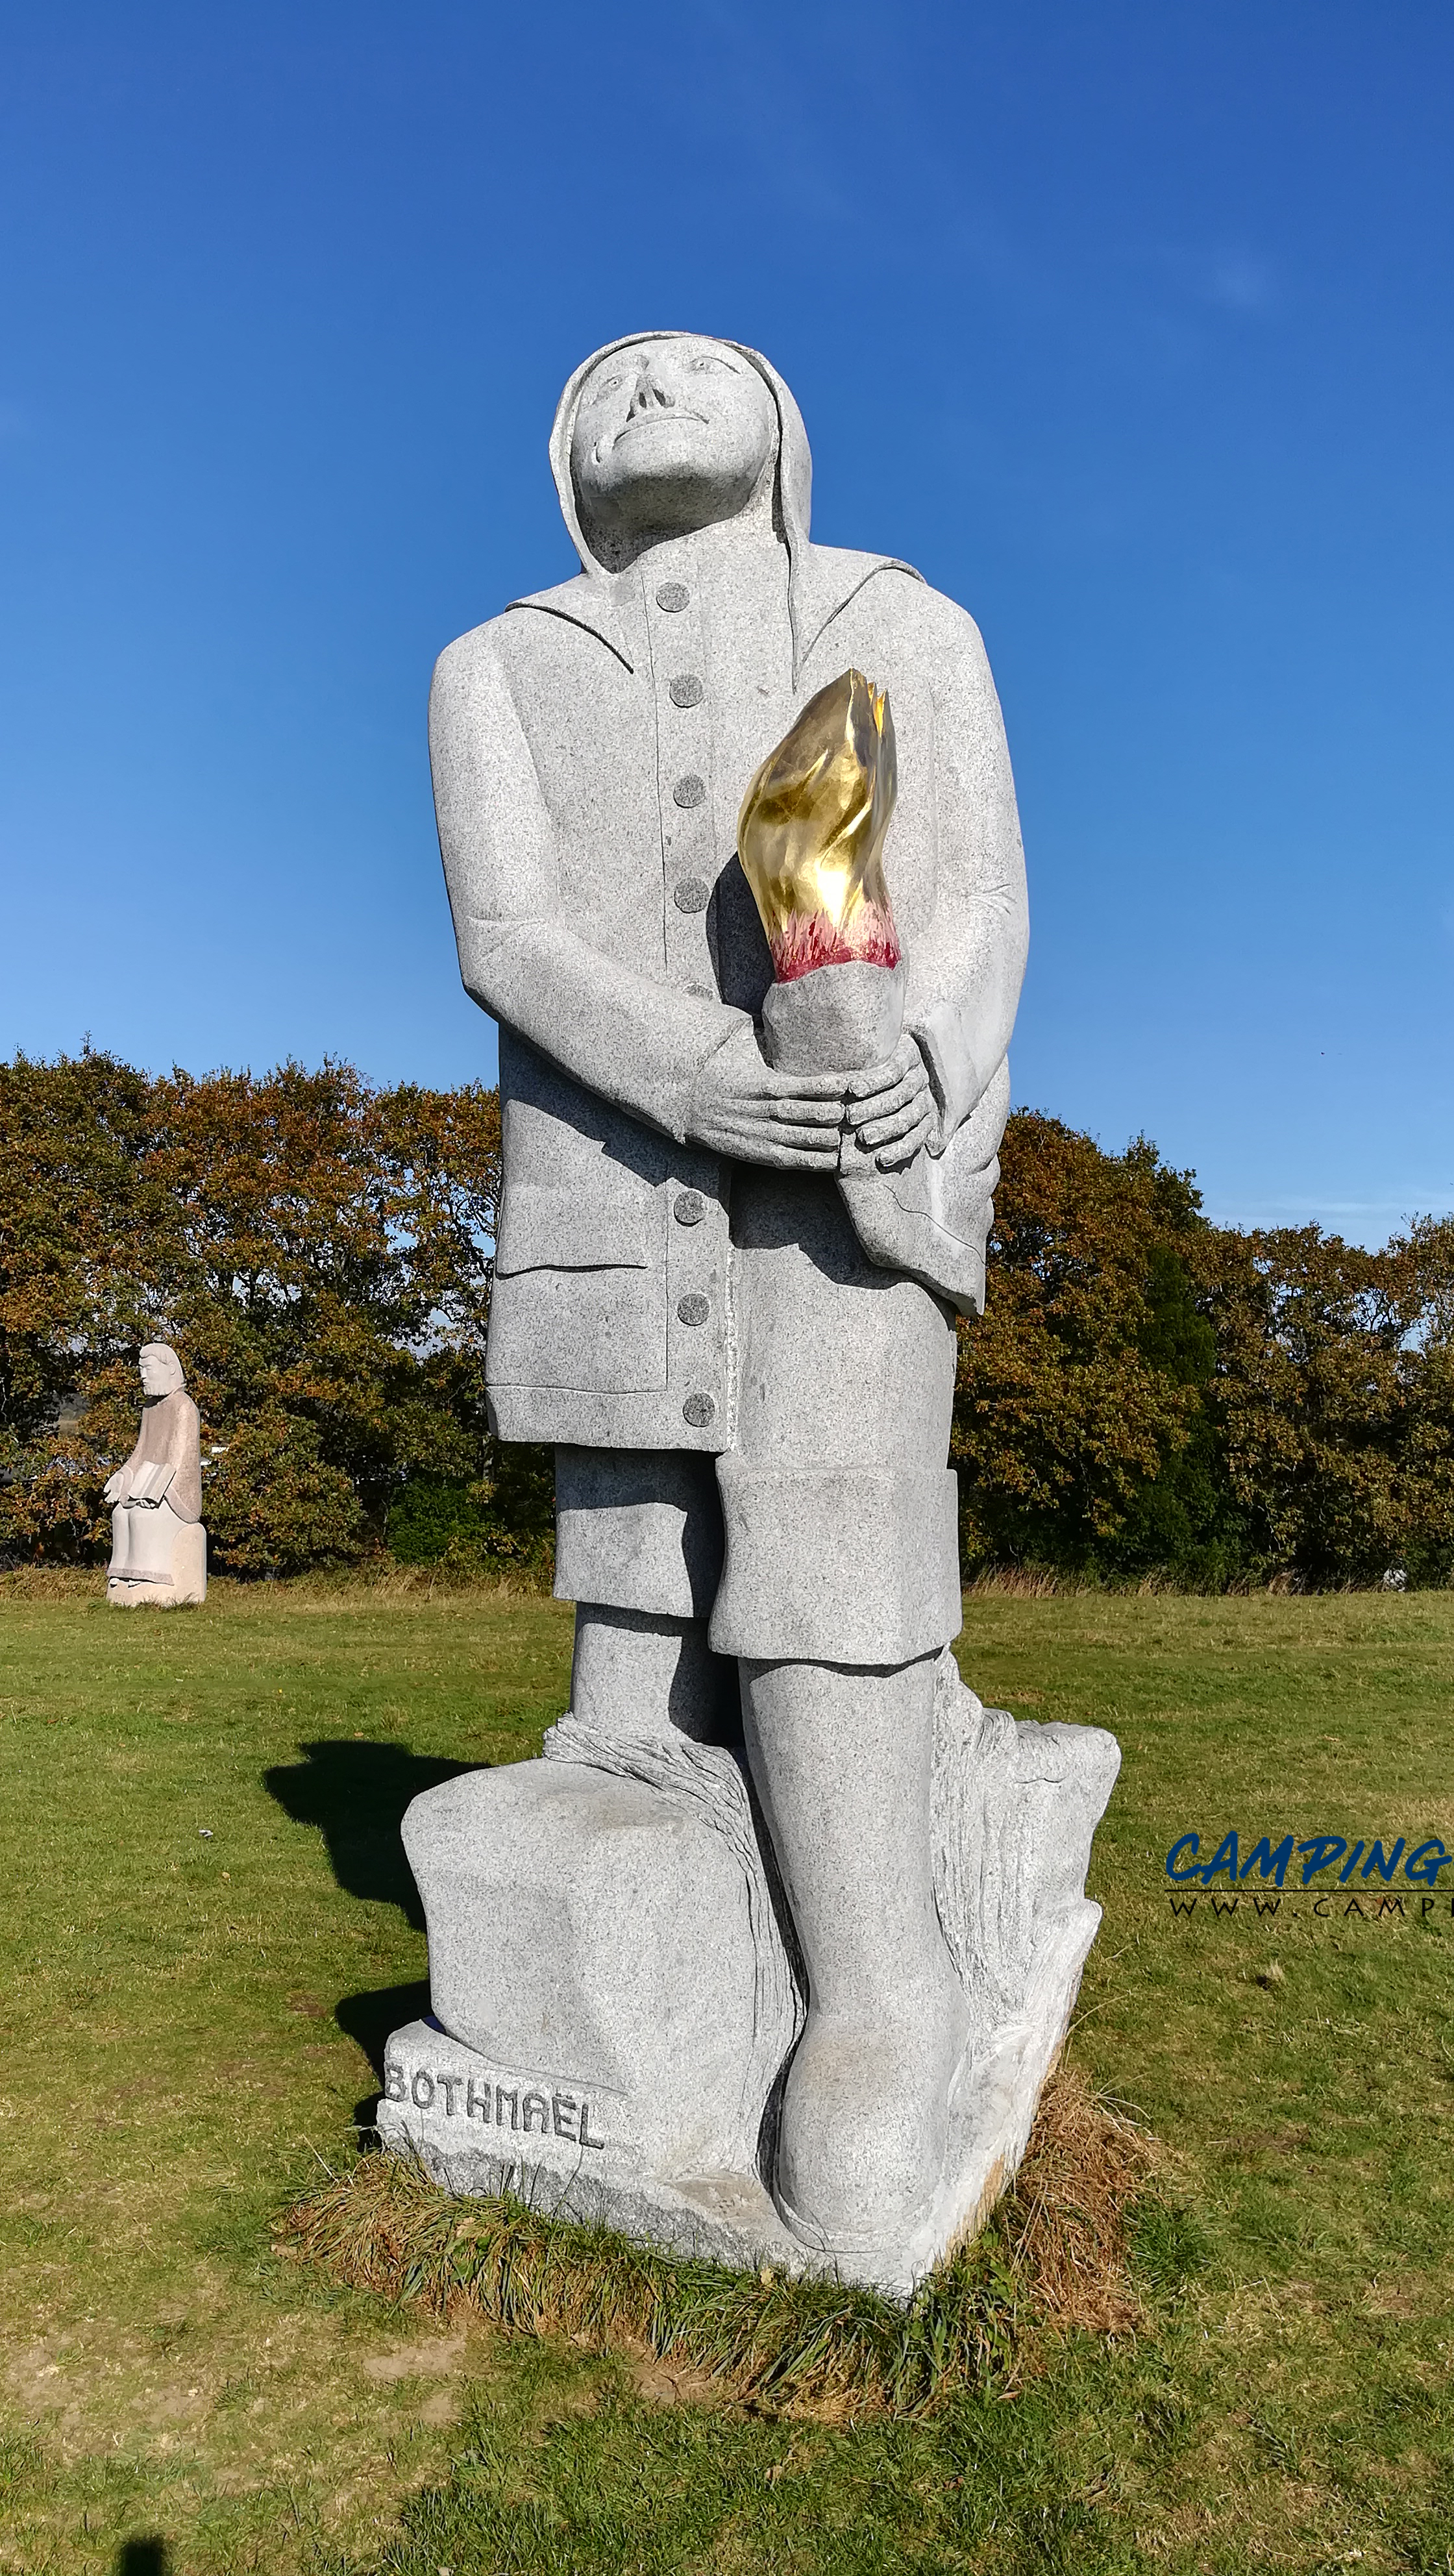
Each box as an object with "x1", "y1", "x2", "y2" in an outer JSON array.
[
  {"x1": 686, "y1": 1024, "x2": 935, "y2": 1174},
  {"x1": 843, "y1": 1032, "x2": 936, "y2": 1172}
]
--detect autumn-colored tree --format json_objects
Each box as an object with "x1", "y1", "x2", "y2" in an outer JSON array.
[
  {"x1": 957, "y1": 1110, "x2": 1454, "y2": 1587},
  {"x1": 0, "y1": 1052, "x2": 543, "y2": 1572},
  {"x1": 1194, "y1": 1215, "x2": 1454, "y2": 1587},
  {"x1": 953, "y1": 1113, "x2": 1239, "y2": 1581},
  {"x1": 4, "y1": 1054, "x2": 1452, "y2": 1586},
  {"x1": 1395, "y1": 1217, "x2": 1454, "y2": 1585},
  {"x1": 0, "y1": 1049, "x2": 166, "y2": 1559}
]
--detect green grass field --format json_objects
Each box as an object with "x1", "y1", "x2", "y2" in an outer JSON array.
[{"x1": 1, "y1": 1578, "x2": 1452, "y2": 2575}]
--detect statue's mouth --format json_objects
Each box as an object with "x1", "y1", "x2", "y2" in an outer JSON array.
[{"x1": 613, "y1": 409, "x2": 708, "y2": 442}]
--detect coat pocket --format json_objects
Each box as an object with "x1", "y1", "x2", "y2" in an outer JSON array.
[
  {"x1": 486, "y1": 1265, "x2": 667, "y2": 1394},
  {"x1": 494, "y1": 1183, "x2": 661, "y2": 1277}
]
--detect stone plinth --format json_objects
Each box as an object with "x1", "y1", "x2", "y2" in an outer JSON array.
[
  {"x1": 398, "y1": 1750, "x2": 798, "y2": 2188},
  {"x1": 380, "y1": 1657, "x2": 1118, "y2": 2301},
  {"x1": 107, "y1": 1515, "x2": 207, "y2": 1607}
]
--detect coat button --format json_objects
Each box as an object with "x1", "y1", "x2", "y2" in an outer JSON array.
[
  {"x1": 677, "y1": 1293, "x2": 710, "y2": 1326},
  {"x1": 673, "y1": 876, "x2": 709, "y2": 912},
  {"x1": 682, "y1": 1392, "x2": 716, "y2": 1428},
  {"x1": 674, "y1": 1190, "x2": 706, "y2": 1226},
  {"x1": 669, "y1": 674, "x2": 704, "y2": 707},
  {"x1": 672, "y1": 774, "x2": 706, "y2": 809},
  {"x1": 655, "y1": 582, "x2": 689, "y2": 613}
]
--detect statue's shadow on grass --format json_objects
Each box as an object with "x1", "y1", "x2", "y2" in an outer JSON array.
[{"x1": 263, "y1": 1737, "x2": 478, "y2": 2133}]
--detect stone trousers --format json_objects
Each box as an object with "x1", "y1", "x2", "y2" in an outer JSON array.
[{"x1": 554, "y1": 1172, "x2": 963, "y2": 1666}]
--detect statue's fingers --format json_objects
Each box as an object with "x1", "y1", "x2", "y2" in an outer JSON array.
[
  {"x1": 761, "y1": 1066, "x2": 849, "y2": 1097},
  {"x1": 844, "y1": 1058, "x2": 900, "y2": 1103},
  {"x1": 844, "y1": 1080, "x2": 914, "y2": 1130},
  {"x1": 850, "y1": 1093, "x2": 923, "y2": 1146},
  {"x1": 765, "y1": 1121, "x2": 847, "y2": 1153},
  {"x1": 875, "y1": 1111, "x2": 935, "y2": 1169},
  {"x1": 845, "y1": 1037, "x2": 923, "y2": 1097},
  {"x1": 859, "y1": 1098, "x2": 933, "y2": 1149},
  {"x1": 725, "y1": 1109, "x2": 838, "y2": 1153},
  {"x1": 747, "y1": 1133, "x2": 847, "y2": 1170},
  {"x1": 769, "y1": 1094, "x2": 846, "y2": 1127}
]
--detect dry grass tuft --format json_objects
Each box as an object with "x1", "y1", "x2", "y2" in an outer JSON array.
[
  {"x1": 1003, "y1": 2063, "x2": 1157, "y2": 2338},
  {"x1": 280, "y1": 2061, "x2": 1157, "y2": 2417},
  {"x1": 0, "y1": 1565, "x2": 107, "y2": 1599},
  {"x1": 963, "y1": 1567, "x2": 1183, "y2": 1598},
  {"x1": 963, "y1": 1565, "x2": 1075, "y2": 1596},
  {"x1": 0, "y1": 1559, "x2": 554, "y2": 1607},
  {"x1": 264, "y1": 1559, "x2": 552, "y2": 1603}
]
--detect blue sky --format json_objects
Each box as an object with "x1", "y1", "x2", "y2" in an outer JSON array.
[{"x1": 1, "y1": 1, "x2": 1450, "y2": 1240}]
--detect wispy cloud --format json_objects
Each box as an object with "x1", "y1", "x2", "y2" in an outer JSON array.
[
  {"x1": 1206, "y1": 1191, "x2": 1454, "y2": 1246},
  {"x1": 1205, "y1": 251, "x2": 1277, "y2": 316},
  {"x1": 1144, "y1": 242, "x2": 1280, "y2": 322}
]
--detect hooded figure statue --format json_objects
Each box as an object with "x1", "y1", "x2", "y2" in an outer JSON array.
[{"x1": 425, "y1": 333, "x2": 1032, "y2": 2270}]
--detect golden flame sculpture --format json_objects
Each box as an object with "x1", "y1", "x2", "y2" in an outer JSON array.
[{"x1": 737, "y1": 669, "x2": 900, "y2": 981}]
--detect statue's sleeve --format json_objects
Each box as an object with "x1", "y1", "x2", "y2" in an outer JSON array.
[
  {"x1": 430, "y1": 630, "x2": 752, "y2": 1143},
  {"x1": 902, "y1": 601, "x2": 1029, "y2": 1152},
  {"x1": 112, "y1": 1426, "x2": 147, "y2": 1500},
  {"x1": 160, "y1": 1395, "x2": 203, "y2": 1522}
]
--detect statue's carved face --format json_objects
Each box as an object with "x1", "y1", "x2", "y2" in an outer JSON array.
[
  {"x1": 139, "y1": 1344, "x2": 182, "y2": 1396},
  {"x1": 570, "y1": 336, "x2": 777, "y2": 568}
]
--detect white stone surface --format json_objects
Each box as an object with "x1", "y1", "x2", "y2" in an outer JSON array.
[
  {"x1": 429, "y1": 330, "x2": 1029, "y2": 1456},
  {"x1": 376, "y1": 2017, "x2": 804, "y2": 2275},
  {"x1": 386, "y1": 1657, "x2": 1118, "y2": 2299},
  {"x1": 105, "y1": 1344, "x2": 206, "y2": 1607},
  {"x1": 399, "y1": 1729, "x2": 799, "y2": 2186},
  {"x1": 397, "y1": 332, "x2": 1114, "y2": 2292}
]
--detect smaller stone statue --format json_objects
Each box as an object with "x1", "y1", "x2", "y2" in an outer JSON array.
[{"x1": 105, "y1": 1343, "x2": 207, "y2": 1607}]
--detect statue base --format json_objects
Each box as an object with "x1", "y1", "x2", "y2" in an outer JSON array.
[
  {"x1": 378, "y1": 2014, "x2": 803, "y2": 2275},
  {"x1": 377, "y1": 1903, "x2": 1100, "y2": 2296},
  {"x1": 378, "y1": 1657, "x2": 1119, "y2": 2303},
  {"x1": 106, "y1": 1520, "x2": 207, "y2": 1608}
]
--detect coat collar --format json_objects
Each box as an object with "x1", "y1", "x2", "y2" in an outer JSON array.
[{"x1": 502, "y1": 541, "x2": 923, "y2": 685}]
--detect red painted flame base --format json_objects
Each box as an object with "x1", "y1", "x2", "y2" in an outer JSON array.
[{"x1": 769, "y1": 907, "x2": 902, "y2": 983}]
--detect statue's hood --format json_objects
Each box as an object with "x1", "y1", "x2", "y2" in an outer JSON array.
[
  {"x1": 506, "y1": 331, "x2": 920, "y2": 682},
  {"x1": 548, "y1": 331, "x2": 813, "y2": 580}
]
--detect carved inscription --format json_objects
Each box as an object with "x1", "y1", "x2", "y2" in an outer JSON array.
[{"x1": 384, "y1": 2057, "x2": 606, "y2": 2148}]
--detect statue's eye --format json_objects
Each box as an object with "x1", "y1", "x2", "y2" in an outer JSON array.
[
  {"x1": 689, "y1": 355, "x2": 726, "y2": 373},
  {"x1": 593, "y1": 375, "x2": 624, "y2": 397}
]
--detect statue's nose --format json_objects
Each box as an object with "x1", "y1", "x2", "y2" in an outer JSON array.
[{"x1": 628, "y1": 367, "x2": 676, "y2": 417}]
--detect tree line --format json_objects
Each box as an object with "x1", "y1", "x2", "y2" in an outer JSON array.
[{"x1": 2, "y1": 1050, "x2": 1451, "y2": 1589}]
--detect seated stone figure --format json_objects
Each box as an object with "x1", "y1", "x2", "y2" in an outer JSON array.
[{"x1": 105, "y1": 1343, "x2": 207, "y2": 1607}]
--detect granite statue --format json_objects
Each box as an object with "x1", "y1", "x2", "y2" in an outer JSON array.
[
  {"x1": 105, "y1": 1343, "x2": 207, "y2": 1607},
  {"x1": 381, "y1": 334, "x2": 1120, "y2": 2295}
]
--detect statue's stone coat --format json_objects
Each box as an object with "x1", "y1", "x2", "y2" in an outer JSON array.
[
  {"x1": 428, "y1": 337, "x2": 1028, "y2": 1450},
  {"x1": 110, "y1": 1388, "x2": 204, "y2": 1522},
  {"x1": 400, "y1": 333, "x2": 1116, "y2": 2294}
]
